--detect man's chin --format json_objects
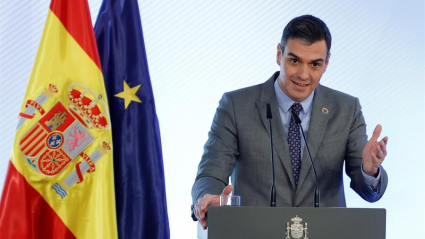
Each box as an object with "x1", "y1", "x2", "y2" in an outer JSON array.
[{"x1": 288, "y1": 91, "x2": 310, "y2": 102}]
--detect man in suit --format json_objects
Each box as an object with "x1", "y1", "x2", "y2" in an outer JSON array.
[{"x1": 192, "y1": 15, "x2": 388, "y2": 229}]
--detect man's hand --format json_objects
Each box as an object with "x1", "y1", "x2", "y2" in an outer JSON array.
[
  {"x1": 362, "y1": 124, "x2": 388, "y2": 177},
  {"x1": 194, "y1": 185, "x2": 233, "y2": 230}
]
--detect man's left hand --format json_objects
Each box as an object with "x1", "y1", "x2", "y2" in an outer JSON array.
[{"x1": 362, "y1": 124, "x2": 388, "y2": 177}]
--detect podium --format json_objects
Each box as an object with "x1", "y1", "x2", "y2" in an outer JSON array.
[{"x1": 204, "y1": 207, "x2": 386, "y2": 239}]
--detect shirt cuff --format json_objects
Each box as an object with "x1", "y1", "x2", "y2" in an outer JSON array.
[{"x1": 361, "y1": 163, "x2": 381, "y2": 189}]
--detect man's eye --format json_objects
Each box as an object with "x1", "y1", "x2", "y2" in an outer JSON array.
[
  {"x1": 312, "y1": 62, "x2": 321, "y2": 67},
  {"x1": 290, "y1": 59, "x2": 298, "y2": 63}
]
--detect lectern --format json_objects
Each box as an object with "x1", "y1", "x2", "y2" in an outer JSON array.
[{"x1": 203, "y1": 207, "x2": 386, "y2": 239}]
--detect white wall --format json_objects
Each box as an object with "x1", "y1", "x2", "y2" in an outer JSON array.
[{"x1": 0, "y1": 0, "x2": 424, "y2": 238}]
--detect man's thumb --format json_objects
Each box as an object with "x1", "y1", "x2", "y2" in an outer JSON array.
[{"x1": 222, "y1": 185, "x2": 233, "y2": 195}]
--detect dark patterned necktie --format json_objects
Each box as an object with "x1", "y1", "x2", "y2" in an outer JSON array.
[{"x1": 288, "y1": 103, "x2": 303, "y2": 188}]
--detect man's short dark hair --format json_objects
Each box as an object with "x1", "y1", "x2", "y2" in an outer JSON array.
[{"x1": 281, "y1": 15, "x2": 332, "y2": 58}]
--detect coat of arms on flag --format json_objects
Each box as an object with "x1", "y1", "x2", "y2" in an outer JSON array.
[{"x1": 18, "y1": 82, "x2": 111, "y2": 199}]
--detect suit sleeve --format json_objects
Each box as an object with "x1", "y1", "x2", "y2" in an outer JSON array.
[
  {"x1": 191, "y1": 92, "x2": 239, "y2": 206},
  {"x1": 345, "y1": 98, "x2": 388, "y2": 202}
]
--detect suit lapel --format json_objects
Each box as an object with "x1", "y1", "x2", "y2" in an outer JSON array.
[
  {"x1": 296, "y1": 85, "x2": 329, "y2": 193},
  {"x1": 255, "y1": 72, "x2": 296, "y2": 189}
]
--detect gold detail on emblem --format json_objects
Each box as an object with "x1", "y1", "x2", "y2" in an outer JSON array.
[
  {"x1": 38, "y1": 149, "x2": 71, "y2": 175},
  {"x1": 286, "y1": 215, "x2": 308, "y2": 239},
  {"x1": 322, "y1": 108, "x2": 329, "y2": 114},
  {"x1": 52, "y1": 141, "x2": 111, "y2": 199},
  {"x1": 67, "y1": 82, "x2": 111, "y2": 130},
  {"x1": 43, "y1": 84, "x2": 58, "y2": 97},
  {"x1": 96, "y1": 141, "x2": 112, "y2": 155},
  {"x1": 17, "y1": 84, "x2": 58, "y2": 130},
  {"x1": 44, "y1": 111, "x2": 67, "y2": 131}
]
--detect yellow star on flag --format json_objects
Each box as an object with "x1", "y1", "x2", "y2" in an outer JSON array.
[{"x1": 114, "y1": 81, "x2": 142, "y2": 109}]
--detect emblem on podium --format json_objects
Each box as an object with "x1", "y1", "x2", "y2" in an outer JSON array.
[{"x1": 285, "y1": 215, "x2": 308, "y2": 239}]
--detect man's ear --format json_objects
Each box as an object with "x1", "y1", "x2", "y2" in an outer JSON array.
[
  {"x1": 323, "y1": 52, "x2": 331, "y2": 73},
  {"x1": 276, "y1": 43, "x2": 282, "y2": 66}
]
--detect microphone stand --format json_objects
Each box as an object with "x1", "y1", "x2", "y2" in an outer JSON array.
[
  {"x1": 291, "y1": 111, "x2": 320, "y2": 207},
  {"x1": 267, "y1": 104, "x2": 276, "y2": 207}
]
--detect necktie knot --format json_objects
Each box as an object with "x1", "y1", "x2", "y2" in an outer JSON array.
[{"x1": 291, "y1": 103, "x2": 303, "y2": 116}]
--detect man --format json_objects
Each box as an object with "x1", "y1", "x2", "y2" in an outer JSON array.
[{"x1": 191, "y1": 15, "x2": 388, "y2": 229}]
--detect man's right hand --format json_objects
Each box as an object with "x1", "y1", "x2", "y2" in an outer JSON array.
[{"x1": 194, "y1": 185, "x2": 233, "y2": 229}]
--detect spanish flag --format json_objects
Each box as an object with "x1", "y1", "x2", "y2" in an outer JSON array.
[{"x1": 0, "y1": 0, "x2": 117, "y2": 238}]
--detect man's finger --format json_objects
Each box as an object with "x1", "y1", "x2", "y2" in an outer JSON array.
[
  {"x1": 382, "y1": 136, "x2": 389, "y2": 145},
  {"x1": 197, "y1": 198, "x2": 203, "y2": 214},
  {"x1": 375, "y1": 143, "x2": 384, "y2": 158},
  {"x1": 370, "y1": 124, "x2": 382, "y2": 142},
  {"x1": 200, "y1": 218, "x2": 207, "y2": 230},
  {"x1": 196, "y1": 198, "x2": 206, "y2": 220},
  {"x1": 194, "y1": 203, "x2": 200, "y2": 219},
  {"x1": 371, "y1": 154, "x2": 380, "y2": 166},
  {"x1": 200, "y1": 195, "x2": 213, "y2": 211},
  {"x1": 378, "y1": 140, "x2": 387, "y2": 156},
  {"x1": 222, "y1": 185, "x2": 233, "y2": 196}
]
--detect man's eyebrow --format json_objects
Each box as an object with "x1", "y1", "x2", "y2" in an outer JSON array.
[
  {"x1": 287, "y1": 53, "x2": 299, "y2": 58},
  {"x1": 288, "y1": 53, "x2": 324, "y2": 62}
]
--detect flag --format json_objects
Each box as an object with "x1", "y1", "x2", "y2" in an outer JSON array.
[
  {"x1": 0, "y1": 0, "x2": 118, "y2": 238},
  {"x1": 94, "y1": 0, "x2": 170, "y2": 238}
]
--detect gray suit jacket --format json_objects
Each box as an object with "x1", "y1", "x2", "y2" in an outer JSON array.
[{"x1": 192, "y1": 72, "x2": 388, "y2": 209}]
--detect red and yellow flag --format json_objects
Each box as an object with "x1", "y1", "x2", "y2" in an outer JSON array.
[{"x1": 0, "y1": 0, "x2": 117, "y2": 238}]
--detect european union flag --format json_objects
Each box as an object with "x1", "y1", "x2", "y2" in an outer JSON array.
[{"x1": 94, "y1": 0, "x2": 170, "y2": 238}]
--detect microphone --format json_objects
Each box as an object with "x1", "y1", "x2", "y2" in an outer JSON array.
[
  {"x1": 290, "y1": 110, "x2": 320, "y2": 208},
  {"x1": 267, "y1": 104, "x2": 276, "y2": 207}
]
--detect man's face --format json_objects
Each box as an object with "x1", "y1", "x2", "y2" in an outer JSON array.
[{"x1": 276, "y1": 38, "x2": 330, "y2": 102}]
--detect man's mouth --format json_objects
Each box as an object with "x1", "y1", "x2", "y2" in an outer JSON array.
[{"x1": 292, "y1": 80, "x2": 310, "y2": 87}]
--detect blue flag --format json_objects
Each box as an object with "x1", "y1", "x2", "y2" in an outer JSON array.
[{"x1": 94, "y1": 0, "x2": 170, "y2": 238}]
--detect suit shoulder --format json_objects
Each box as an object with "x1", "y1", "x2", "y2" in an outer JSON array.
[
  {"x1": 225, "y1": 82, "x2": 264, "y2": 100},
  {"x1": 319, "y1": 85, "x2": 359, "y2": 102},
  {"x1": 221, "y1": 72, "x2": 278, "y2": 102}
]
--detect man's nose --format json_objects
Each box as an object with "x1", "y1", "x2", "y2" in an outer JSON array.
[{"x1": 297, "y1": 64, "x2": 309, "y2": 80}]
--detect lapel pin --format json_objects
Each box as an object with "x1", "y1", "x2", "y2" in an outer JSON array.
[{"x1": 322, "y1": 108, "x2": 329, "y2": 114}]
